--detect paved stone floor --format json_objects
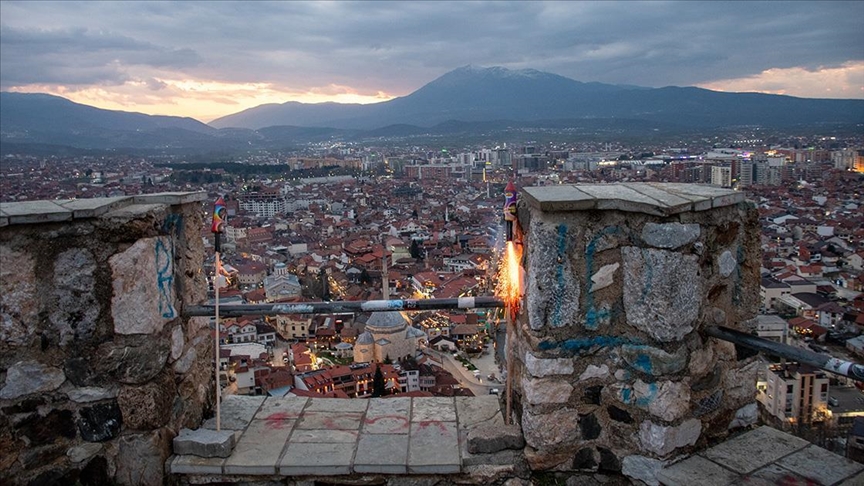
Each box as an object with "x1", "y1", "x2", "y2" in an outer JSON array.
[
  {"x1": 168, "y1": 394, "x2": 504, "y2": 476},
  {"x1": 658, "y1": 426, "x2": 864, "y2": 486}
]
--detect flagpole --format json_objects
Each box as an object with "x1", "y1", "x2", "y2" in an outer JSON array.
[{"x1": 211, "y1": 197, "x2": 227, "y2": 432}]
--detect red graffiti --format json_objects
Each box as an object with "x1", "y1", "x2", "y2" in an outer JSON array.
[
  {"x1": 364, "y1": 414, "x2": 410, "y2": 432},
  {"x1": 264, "y1": 411, "x2": 296, "y2": 429},
  {"x1": 741, "y1": 473, "x2": 819, "y2": 486},
  {"x1": 417, "y1": 420, "x2": 450, "y2": 435}
]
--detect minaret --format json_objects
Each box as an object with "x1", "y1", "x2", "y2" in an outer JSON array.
[
  {"x1": 445, "y1": 205, "x2": 449, "y2": 223},
  {"x1": 382, "y1": 251, "x2": 390, "y2": 300}
]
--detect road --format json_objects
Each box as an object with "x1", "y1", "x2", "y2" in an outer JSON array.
[{"x1": 424, "y1": 347, "x2": 498, "y2": 396}]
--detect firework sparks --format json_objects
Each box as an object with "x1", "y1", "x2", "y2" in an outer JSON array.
[{"x1": 496, "y1": 240, "x2": 524, "y2": 318}]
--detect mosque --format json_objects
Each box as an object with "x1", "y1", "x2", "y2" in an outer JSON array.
[{"x1": 353, "y1": 311, "x2": 426, "y2": 363}]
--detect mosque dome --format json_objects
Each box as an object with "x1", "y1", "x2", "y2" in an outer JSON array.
[
  {"x1": 356, "y1": 331, "x2": 375, "y2": 345},
  {"x1": 365, "y1": 311, "x2": 409, "y2": 332},
  {"x1": 406, "y1": 326, "x2": 426, "y2": 339}
]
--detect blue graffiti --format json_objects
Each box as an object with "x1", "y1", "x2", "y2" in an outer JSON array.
[
  {"x1": 632, "y1": 353, "x2": 653, "y2": 375},
  {"x1": 161, "y1": 213, "x2": 183, "y2": 235},
  {"x1": 584, "y1": 226, "x2": 621, "y2": 330},
  {"x1": 619, "y1": 381, "x2": 658, "y2": 407},
  {"x1": 538, "y1": 335, "x2": 638, "y2": 355},
  {"x1": 155, "y1": 238, "x2": 176, "y2": 319},
  {"x1": 551, "y1": 224, "x2": 568, "y2": 327}
]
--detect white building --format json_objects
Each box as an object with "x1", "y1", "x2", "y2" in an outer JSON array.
[
  {"x1": 757, "y1": 363, "x2": 829, "y2": 424},
  {"x1": 711, "y1": 165, "x2": 733, "y2": 188},
  {"x1": 755, "y1": 315, "x2": 789, "y2": 344}
]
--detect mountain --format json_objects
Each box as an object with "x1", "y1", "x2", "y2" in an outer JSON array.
[
  {"x1": 210, "y1": 65, "x2": 864, "y2": 130},
  {"x1": 0, "y1": 92, "x2": 217, "y2": 149}
]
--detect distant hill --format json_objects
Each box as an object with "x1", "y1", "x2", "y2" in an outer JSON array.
[
  {"x1": 2, "y1": 66, "x2": 863, "y2": 153},
  {"x1": 210, "y1": 65, "x2": 864, "y2": 130}
]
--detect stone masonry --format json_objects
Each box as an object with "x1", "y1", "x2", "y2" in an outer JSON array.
[
  {"x1": 0, "y1": 193, "x2": 213, "y2": 485},
  {"x1": 512, "y1": 183, "x2": 762, "y2": 481}
]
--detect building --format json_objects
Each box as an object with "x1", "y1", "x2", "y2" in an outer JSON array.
[
  {"x1": 757, "y1": 363, "x2": 829, "y2": 424},
  {"x1": 264, "y1": 273, "x2": 302, "y2": 301},
  {"x1": 710, "y1": 165, "x2": 733, "y2": 188},
  {"x1": 761, "y1": 277, "x2": 791, "y2": 311},
  {"x1": 353, "y1": 311, "x2": 426, "y2": 363},
  {"x1": 755, "y1": 315, "x2": 789, "y2": 344}
]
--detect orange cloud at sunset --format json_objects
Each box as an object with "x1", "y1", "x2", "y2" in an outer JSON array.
[
  {"x1": 8, "y1": 79, "x2": 397, "y2": 123},
  {"x1": 698, "y1": 61, "x2": 864, "y2": 99}
]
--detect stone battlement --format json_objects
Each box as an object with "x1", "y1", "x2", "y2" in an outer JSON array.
[{"x1": 3, "y1": 186, "x2": 861, "y2": 486}]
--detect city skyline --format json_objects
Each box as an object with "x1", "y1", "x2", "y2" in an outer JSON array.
[{"x1": 1, "y1": 1, "x2": 862, "y2": 122}]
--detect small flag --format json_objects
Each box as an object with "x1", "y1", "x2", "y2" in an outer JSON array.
[{"x1": 211, "y1": 197, "x2": 226, "y2": 234}]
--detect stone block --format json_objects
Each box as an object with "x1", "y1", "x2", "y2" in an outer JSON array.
[
  {"x1": 117, "y1": 371, "x2": 175, "y2": 430},
  {"x1": 110, "y1": 236, "x2": 177, "y2": 335},
  {"x1": 66, "y1": 443, "x2": 103, "y2": 464},
  {"x1": 727, "y1": 402, "x2": 758, "y2": 430},
  {"x1": 97, "y1": 335, "x2": 171, "y2": 384},
  {"x1": 467, "y1": 423, "x2": 524, "y2": 453},
  {"x1": 67, "y1": 387, "x2": 116, "y2": 403},
  {"x1": 173, "y1": 428, "x2": 236, "y2": 458},
  {"x1": 638, "y1": 418, "x2": 701, "y2": 457},
  {"x1": 57, "y1": 196, "x2": 132, "y2": 218},
  {"x1": 526, "y1": 220, "x2": 580, "y2": 330},
  {"x1": 525, "y1": 353, "x2": 574, "y2": 377},
  {"x1": 522, "y1": 376, "x2": 573, "y2": 405},
  {"x1": 620, "y1": 344, "x2": 688, "y2": 376},
  {"x1": 0, "y1": 245, "x2": 37, "y2": 346},
  {"x1": 641, "y1": 222, "x2": 700, "y2": 249},
  {"x1": 296, "y1": 411, "x2": 363, "y2": 430},
  {"x1": 304, "y1": 396, "x2": 368, "y2": 413},
  {"x1": 257, "y1": 396, "x2": 308, "y2": 420},
  {"x1": 589, "y1": 263, "x2": 619, "y2": 293},
  {"x1": 521, "y1": 407, "x2": 581, "y2": 450},
  {"x1": 622, "y1": 247, "x2": 700, "y2": 342},
  {"x1": 0, "y1": 361, "x2": 66, "y2": 400},
  {"x1": 168, "y1": 454, "x2": 225, "y2": 475},
  {"x1": 0, "y1": 200, "x2": 72, "y2": 224},
  {"x1": 77, "y1": 401, "x2": 122, "y2": 442},
  {"x1": 116, "y1": 429, "x2": 172, "y2": 486},
  {"x1": 51, "y1": 248, "x2": 99, "y2": 346},
  {"x1": 579, "y1": 364, "x2": 610, "y2": 381},
  {"x1": 718, "y1": 250, "x2": 737, "y2": 277},
  {"x1": 521, "y1": 185, "x2": 596, "y2": 212}
]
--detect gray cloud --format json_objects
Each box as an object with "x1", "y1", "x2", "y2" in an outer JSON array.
[{"x1": 1, "y1": 1, "x2": 861, "y2": 95}]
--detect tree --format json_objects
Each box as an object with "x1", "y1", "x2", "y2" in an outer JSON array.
[
  {"x1": 319, "y1": 268, "x2": 331, "y2": 301},
  {"x1": 383, "y1": 354, "x2": 393, "y2": 365},
  {"x1": 371, "y1": 364, "x2": 387, "y2": 398},
  {"x1": 359, "y1": 268, "x2": 371, "y2": 284},
  {"x1": 410, "y1": 239, "x2": 423, "y2": 260}
]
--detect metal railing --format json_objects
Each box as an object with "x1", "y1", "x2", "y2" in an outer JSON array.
[{"x1": 185, "y1": 297, "x2": 864, "y2": 382}]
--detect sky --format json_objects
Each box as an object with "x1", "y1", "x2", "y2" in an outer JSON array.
[{"x1": 1, "y1": 1, "x2": 862, "y2": 123}]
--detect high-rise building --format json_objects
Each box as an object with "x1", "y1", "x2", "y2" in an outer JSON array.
[
  {"x1": 757, "y1": 363, "x2": 829, "y2": 424},
  {"x1": 711, "y1": 165, "x2": 733, "y2": 188}
]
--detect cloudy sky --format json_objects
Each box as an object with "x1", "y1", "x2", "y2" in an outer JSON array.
[{"x1": 2, "y1": 1, "x2": 862, "y2": 122}]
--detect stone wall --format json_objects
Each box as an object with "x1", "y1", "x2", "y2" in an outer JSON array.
[
  {"x1": 0, "y1": 193, "x2": 213, "y2": 485},
  {"x1": 511, "y1": 184, "x2": 761, "y2": 482}
]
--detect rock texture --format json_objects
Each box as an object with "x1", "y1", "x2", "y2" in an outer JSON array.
[
  {"x1": 514, "y1": 185, "x2": 760, "y2": 471},
  {"x1": 0, "y1": 193, "x2": 212, "y2": 485}
]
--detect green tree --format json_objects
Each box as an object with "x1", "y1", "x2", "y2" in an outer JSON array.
[
  {"x1": 383, "y1": 354, "x2": 393, "y2": 365},
  {"x1": 371, "y1": 364, "x2": 387, "y2": 398},
  {"x1": 410, "y1": 239, "x2": 423, "y2": 260}
]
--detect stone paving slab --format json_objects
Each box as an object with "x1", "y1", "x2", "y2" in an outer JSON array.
[
  {"x1": 521, "y1": 183, "x2": 743, "y2": 216},
  {"x1": 364, "y1": 397, "x2": 411, "y2": 434},
  {"x1": 408, "y1": 420, "x2": 460, "y2": 474},
  {"x1": 279, "y1": 442, "x2": 355, "y2": 476},
  {"x1": 456, "y1": 396, "x2": 502, "y2": 430},
  {"x1": 656, "y1": 455, "x2": 739, "y2": 486},
  {"x1": 354, "y1": 433, "x2": 409, "y2": 474},
  {"x1": 0, "y1": 200, "x2": 73, "y2": 224},
  {"x1": 304, "y1": 397, "x2": 369, "y2": 413},
  {"x1": 203, "y1": 395, "x2": 266, "y2": 431},
  {"x1": 57, "y1": 196, "x2": 133, "y2": 218},
  {"x1": 289, "y1": 428, "x2": 359, "y2": 443},
  {"x1": 412, "y1": 397, "x2": 456, "y2": 422},
  {"x1": 743, "y1": 464, "x2": 818, "y2": 486},
  {"x1": 223, "y1": 419, "x2": 295, "y2": 475},
  {"x1": 840, "y1": 470, "x2": 864, "y2": 485},
  {"x1": 775, "y1": 444, "x2": 864, "y2": 485},
  {"x1": 700, "y1": 426, "x2": 810, "y2": 474},
  {"x1": 296, "y1": 411, "x2": 364, "y2": 430},
  {"x1": 257, "y1": 396, "x2": 308, "y2": 420},
  {"x1": 0, "y1": 192, "x2": 206, "y2": 226}
]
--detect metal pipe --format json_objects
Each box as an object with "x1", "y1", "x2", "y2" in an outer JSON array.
[
  {"x1": 706, "y1": 325, "x2": 864, "y2": 382},
  {"x1": 185, "y1": 296, "x2": 506, "y2": 318}
]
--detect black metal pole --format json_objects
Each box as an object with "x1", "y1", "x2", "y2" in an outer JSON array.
[
  {"x1": 706, "y1": 325, "x2": 864, "y2": 382},
  {"x1": 185, "y1": 296, "x2": 506, "y2": 318}
]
